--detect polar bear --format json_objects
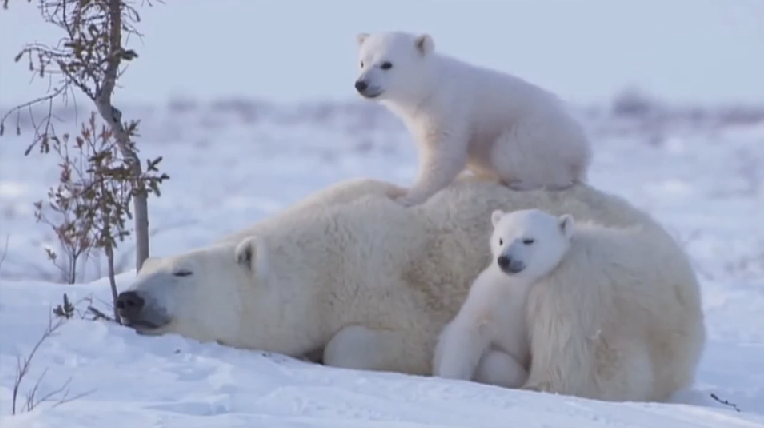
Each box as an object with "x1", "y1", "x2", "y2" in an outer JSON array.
[
  {"x1": 354, "y1": 31, "x2": 593, "y2": 207},
  {"x1": 433, "y1": 209, "x2": 575, "y2": 389},
  {"x1": 116, "y1": 176, "x2": 705, "y2": 402},
  {"x1": 517, "y1": 209, "x2": 706, "y2": 402}
]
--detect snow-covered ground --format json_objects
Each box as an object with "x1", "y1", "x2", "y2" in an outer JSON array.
[{"x1": 1, "y1": 96, "x2": 763, "y2": 427}]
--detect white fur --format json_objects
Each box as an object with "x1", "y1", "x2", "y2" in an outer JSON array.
[
  {"x1": 433, "y1": 267, "x2": 533, "y2": 388},
  {"x1": 433, "y1": 209, "x2": 574, "y2": 388},
  {"x1": 520, "y1": 210, "x2": 706, "y2": 402},
  {"x1": 354, "y1": 31, "x2": 593, "y2": 206},
  {"x1": 121, "y1": 176, "x2": 704, "y2": 402}
]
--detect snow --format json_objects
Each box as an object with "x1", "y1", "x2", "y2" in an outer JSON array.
[
  {"x1": 1, "y1": 100, "x2": 763, "y2": 428},
  {"x1": 1, "y1": 1, "x2": 764, "y2": 426}
]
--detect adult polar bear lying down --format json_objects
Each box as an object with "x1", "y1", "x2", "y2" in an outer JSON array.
[{"x1": 116, "y1": 176, "x2": 705, "y2": 402}]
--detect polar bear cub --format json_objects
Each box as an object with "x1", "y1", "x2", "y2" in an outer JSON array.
[
  {"x1": 433, "y1": 208, "x2": 574, "y2": 388},
  {"x1": 354, "y1": 31, "x2": 593, "y2": 207}
]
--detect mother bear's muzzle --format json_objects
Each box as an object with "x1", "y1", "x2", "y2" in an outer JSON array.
[{"x1": 116, "y1": 290, "x2": 170, "y2": 331}]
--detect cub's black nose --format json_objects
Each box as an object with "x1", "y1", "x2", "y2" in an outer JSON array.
[
  {"x1": 355, "y1": 80, "x2": 368, "y2": 93},
  {"x1": 116, "y1": 290, "x2": 145, "y2": 321},
  {"x1": 497, "y1": 255, "x2": 525, "y2": 274},
  {"x1": 497, "y1": 255, "x2": 512, "y2": 270}
]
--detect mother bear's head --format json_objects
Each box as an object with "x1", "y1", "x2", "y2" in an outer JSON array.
[{"x1": 115, "y1": 236, "x2": 276, "y2": 347}]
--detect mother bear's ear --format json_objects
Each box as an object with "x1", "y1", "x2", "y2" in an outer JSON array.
[
  {"x1": 235, "y1": 236, "x2": 269, "y2": 281},
  {"x1": 138, "y1": 256, "x2": 161, "y2": 273}
]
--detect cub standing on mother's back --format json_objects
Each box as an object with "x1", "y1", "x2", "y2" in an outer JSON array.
[{"x1": 354, "y1": 31, "x2": 593, "y2": 207}]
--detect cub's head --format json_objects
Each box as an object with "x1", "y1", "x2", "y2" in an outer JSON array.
[
  {"x1": 489, "y1": 209, "x2": 575, "y2": 281},
  {"x1": 354, "y1": 31, "x2": 435, "y2": 103},
  {"x1": 116, "y1": 237, "x2": 270, "y2": 343}
]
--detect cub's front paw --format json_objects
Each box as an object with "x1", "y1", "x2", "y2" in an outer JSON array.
[{"x1": 433, "y1": 345, "x2": 475, "y2": 381}]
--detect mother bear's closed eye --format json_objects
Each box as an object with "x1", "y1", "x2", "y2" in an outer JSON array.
[{"x1": 173, "y1": 270, "x2": 193, "y2": 277}]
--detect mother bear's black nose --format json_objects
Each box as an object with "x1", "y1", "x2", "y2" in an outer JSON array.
[{"x1": 116, "y1": 290, "x2": 145, "y2": 321}]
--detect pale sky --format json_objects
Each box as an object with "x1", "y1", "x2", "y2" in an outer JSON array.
[{"x1": 1, "y1": 0, "x2": 762, "y2": 107}]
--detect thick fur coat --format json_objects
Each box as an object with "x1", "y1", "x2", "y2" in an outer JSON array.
[{"x1": 118, "y1": 176, "x2": 705, "y2": 402}]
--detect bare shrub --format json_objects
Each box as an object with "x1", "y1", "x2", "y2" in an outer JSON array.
[
  {"x1": 10, "y1": 310, "x2": 93, "y2": 415},
  {"x1": 0, "y1": 0, "x2": 169, "y2": 277},
  {"x1": 53, "y1": 292, "x2": 115, "y2": 322},
  {"x1": 32, "y1": 111, "x2": 167, "y2": 322},
  {"x1": 3, "y1": 244, "x2": 100, "y2": 416}
]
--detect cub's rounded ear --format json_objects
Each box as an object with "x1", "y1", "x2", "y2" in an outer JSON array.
[
  {"x1": 491, "y1": 210, "x2": 505, "y2": 227},
  {"x1": 356, "y1": 32, "x2": 370, "y2": 46},
  {"x1": 235, "y1": 236, "x2": 269, "y2": 278},
  {"x1": 558, "y1": 214, "x2": 575, "y2": 238},
  {"x1": 415, "y1": 33, "x2": 435, "y2": 56}
]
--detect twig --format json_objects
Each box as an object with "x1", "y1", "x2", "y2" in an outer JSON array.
[
  {"x1": 11, "y1": 310, "x2": 67, "y2": 415},
  {"x1": 710, "y1": 392, "x2": 741, "y2": 413},
  {"x1": 87, "y1": 305, "x2": 112, "y2": 322},
  {"x1": 0, "y1": 86, "x2": 67, "y2": 141}
]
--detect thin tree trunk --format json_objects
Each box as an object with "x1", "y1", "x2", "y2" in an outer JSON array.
[
  {"x1": 94, "y1": 103, "x2": 150, "y2": 272},
  {"x1": 131, "y1": 194, "x2": 150, "y2": 271},
  {"x1": 69, "y1": 254, "x2": 77, "y2": 285},
  {"x1": 95, "y1": 0, "x2": 151, "y2": 271},
  {"x1": 105, "y1": 244, "x2": 121, "y2": 325}
]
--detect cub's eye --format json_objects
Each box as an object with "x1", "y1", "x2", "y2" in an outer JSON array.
[
  {"x1": 522, "y1": 238, "x2": 535, "y2": 245},
  {"x1": 380, "y1": 61, "x2": 393, "y2": 70},
  {"x1": 498, "y1": 238, "x2": 503, "y2": 246},
  {"x1": 360, "y1": 61, "x2": 364, "y2": 68},
  {"x1": 173, "y1": 270, "x2": 193, "y2": 277}
]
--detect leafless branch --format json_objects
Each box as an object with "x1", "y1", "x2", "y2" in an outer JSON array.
[
  {"x1": 11, "y1": 310, "x2": 68, "y2": 415},
  {"x1": 710, "y1": 392, "x2": 741, "y2": 413}
]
